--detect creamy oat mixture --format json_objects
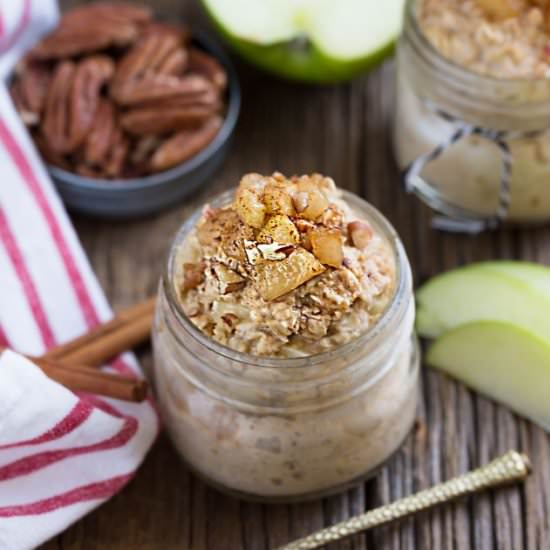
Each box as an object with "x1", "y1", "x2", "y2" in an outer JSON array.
[
  {"x1": 153, "y1": 176, "x2": 417, "y2": 499},
  {"x1": 175, "y1": 173, "x2": 395, "y2": 357},
  {"x1": 419, "y1": 0, "x2": 550, "y2": 79}
]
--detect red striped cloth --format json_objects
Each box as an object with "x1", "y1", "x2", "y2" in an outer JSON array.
[{"x1": 0, "y1": 2, "x2": 158, "y2": 548}]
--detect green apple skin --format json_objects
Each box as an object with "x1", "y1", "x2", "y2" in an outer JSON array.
[
  {"x1": 476, "y1": 261, "x2": 550, "y2": 300},
  {"x1": 416, "y1": 265, "x2": 550, "y2": 341},
  {"x1": 201, "y1": 2, "x2": 396, "y2": 83},
  {"x1": 427, "y1": 320, "x2": 550, "y2": 431}
]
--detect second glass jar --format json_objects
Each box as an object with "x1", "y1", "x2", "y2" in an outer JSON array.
[{"x1": 393, "y1": 0, "x2": 550, "y2": 225}]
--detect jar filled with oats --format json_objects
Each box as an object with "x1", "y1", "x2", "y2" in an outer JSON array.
[
  {"x1": 152, "y1": 173, "x2": 418, "y2": 501},
  {"x1": 394, "y1": 0, "x2": 550, "y2": 230}
]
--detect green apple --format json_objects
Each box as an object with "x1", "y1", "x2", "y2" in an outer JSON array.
[
  {"x1": 416, "y1": 265, "x2": 550, "y2": 340},
  {"x1": 477, "y1": 261, "x2": 550, "y2": 300},
  {"x1": 426, "y1": 320, "x2": 550, "y2": 431},
  {"x1": 201, "y1": 0, "x2": 405, "y2": 83}
]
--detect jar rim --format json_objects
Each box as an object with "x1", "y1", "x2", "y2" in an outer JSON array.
[
  {"x1": 162, "y1": 188, "x2": 412, "y2": 369},
  {"x1": 405, "y1": 0, "x2": 550, "y2": 89}
]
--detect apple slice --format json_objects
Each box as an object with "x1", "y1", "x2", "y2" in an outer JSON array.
[
  {"x1": 201, "y1": 0, "x2": 405, "y2": 83},
  {"x1": 426, "y1": 320, "x2": 550, "y2": 431},
  {"x1": 476, "y1": 261, "x2": 550, "y2": 300},
  {"x1": 416, "y1": 265, "x2": 550, "y2": 340}
]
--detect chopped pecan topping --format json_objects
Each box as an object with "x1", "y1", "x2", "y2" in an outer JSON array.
[
  {"x1": 348, "y1": 221, "x2": 374, "y2": 249},
  {"x1": 183, "y1": 261, "x2": 205, "y2": 291},
  {"x1": 310, "y1": 227, "x2": 344, "y2": 268}
]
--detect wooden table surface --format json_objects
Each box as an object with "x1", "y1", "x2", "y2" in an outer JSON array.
[{"x1": 42, "y1": 1, "x2": 550, "y2": 548}]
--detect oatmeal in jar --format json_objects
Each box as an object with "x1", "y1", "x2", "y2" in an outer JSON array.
[
  {"x1": 152, "y1": 173, "x2": 418, "y2": 501},
  {"x1": 176, "y1": 172, "x2": 395, "y2": 356},
  {"x1": 419, "y1": 0, "x2": 550, "y2": 79},
  {"x1": 394, "y1": 0, "x2": 550, "y2": 226}
]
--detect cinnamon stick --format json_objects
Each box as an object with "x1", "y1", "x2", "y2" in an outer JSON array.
[
  {"x1": 43, "y1": 297, "x2": 155, "y2": 367},
  {"x1": 0, "y1": 346, "x2": 148, "y2": 402}
]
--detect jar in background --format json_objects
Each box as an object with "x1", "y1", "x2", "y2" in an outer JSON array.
[
  {"x1": 152, "y1": 189, "x2": 419, "y2": 502},
  {"x1": 393, "y1": 0, "x2": 550, "y2": 229}
]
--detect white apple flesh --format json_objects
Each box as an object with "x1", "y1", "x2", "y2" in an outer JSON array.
[
  {"x1": 201, "y1": 0, "x2": 406, "y2": 83},
  {"x1": 416, "y1": 265, "x2": 550, "y2": 341},
  {"x1": 427, "y1": 320, "x2": 550, "y2": 431},
  {"x1": 477, "y1": 261, "x2": 550, "y2": 300}
]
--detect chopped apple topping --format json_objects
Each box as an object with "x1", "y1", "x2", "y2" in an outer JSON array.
[
  {"x1": 254, "y1": 248, "x2": 325, "y2": 301},
  {"x1": 264, "y1": 181, "x2": 295, "y2": 216},
  {"x1": 310, "y1": 227, "x2": 344, "y2": 268},
  {"x1": 348, "y1": 221, "x2": 373, "y2": 250},
  {"x1": 234, "y1": 173, "x2": 268, "y2": 228},
  {"x1": 178, "y1": 172, "x2": 396, "y2": 356},
  {"x1": 212, "y1": 262, "x2": 246, "y2": 294},
  {"x1": 235, "y1": 187, "x2": 266, "y2": 229},
  {"x1": 293, "y1": 185, "x2": 329, "y2": 221},
  {"x1": 257, "y1": 214, "x2": 300, "y2": 244}
]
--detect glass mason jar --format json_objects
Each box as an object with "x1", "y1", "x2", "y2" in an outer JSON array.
[
  {"x1": 393, "y1": 0, "x2": 550, "y2": 230},
  {"x1": 152, "y1": 189, "x2": 419, "y2": 502}
]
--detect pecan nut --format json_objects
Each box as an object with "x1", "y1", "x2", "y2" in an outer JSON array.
[
  {"x1": 188, "y1": 47, "x2": 227, "y2": 90},
  {"x1": 135, "y1": 86, "x2": 221, "y2": 111},
  {"x1": 41, "y1": 56, "x2": 114, "y2": 154},
  {"x1": 83, "y1": 99, "x2": 116, "y2": 167},
  {"x1": 70, "y1": 56, "x2": 115, "y2": 151},
  {"x1": 104, "y1": 126, "x2": 129, "y2": 177},
  {"x1": 10, "y1": 81, "x2": 39, "y2": 126},
  {"x1": 111, "y1": 33, "x2": 201, "y2": 106},
  {"x1": 33, "y1": 133, "x2": 71, "y2": 171},
  {"x1": 12, "y1": 59, "x2": 51, "y2": 119},
  {"x1": 31, "y1": 3, "x2": 152, "y2": 59},
  {"x1": 120, "y1": 104, "x2": 215, "y2": 136},
  {"x1": 150, "y1": 116, "x2": 222, "y2": 170},
  {"x1": 41, "y1": 61, "x2": 76, "y2": 154}
]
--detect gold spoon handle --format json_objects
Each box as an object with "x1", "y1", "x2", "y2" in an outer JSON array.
[{"x1": 278, "y1": 451, "x2": 531, "y2": 550}]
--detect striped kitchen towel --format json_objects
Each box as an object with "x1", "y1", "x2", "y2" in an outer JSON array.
[{"x1": 0, "y1": 1, "x2": 158, "y2": 548}]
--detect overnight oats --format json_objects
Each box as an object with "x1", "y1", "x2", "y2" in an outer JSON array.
[
  {"x1": 152, "y1": 173, "x2": 418, "y2": 501},
  {"x1": 394, "y1": 0, "x2": 550, "y2": 227}
]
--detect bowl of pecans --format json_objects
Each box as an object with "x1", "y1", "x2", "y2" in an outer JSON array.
[{"x1": 10, "y1": 3, "x2": 240, "y2": 218}]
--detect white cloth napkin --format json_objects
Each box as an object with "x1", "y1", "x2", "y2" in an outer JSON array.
[{"x1": 0, "y1": 2, "x2": 158, "y2": 548}]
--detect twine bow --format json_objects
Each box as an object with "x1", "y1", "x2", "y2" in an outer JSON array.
[{"x1": 402, "y1": 100, "x2": 543, "y2": 234}]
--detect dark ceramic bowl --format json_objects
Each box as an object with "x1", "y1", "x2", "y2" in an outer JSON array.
[{"x1": 48, "y1": 32, "x2": 240, "y2": 219}]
